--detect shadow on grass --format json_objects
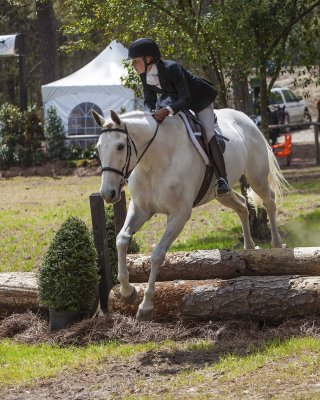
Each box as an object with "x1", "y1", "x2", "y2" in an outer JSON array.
[
  {"x1": 281, "y1": 208, "x2": 320, "y2": 247},
  {"x1": 170, "y1": 226, "x2": 244, "y2": 252},
  {"x1": 137, "y1": 319, "x2": 320, "y2": 378},
  {"x1": 170, "y1": 208, "x2": 320, "y2": 252}
]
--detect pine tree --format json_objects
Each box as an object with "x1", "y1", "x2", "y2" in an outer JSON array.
[{"x1": 44, "y1": 106, "x2": 65, "y2": 159}]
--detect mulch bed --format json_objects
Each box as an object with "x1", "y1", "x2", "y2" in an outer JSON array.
[{"x1": 1, "y1": 311, "x2": 320, "y2": 350}]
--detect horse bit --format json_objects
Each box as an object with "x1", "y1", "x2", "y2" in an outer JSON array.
[{"x1": 100, "y1": 122, "x2": 160, "y2": 190}]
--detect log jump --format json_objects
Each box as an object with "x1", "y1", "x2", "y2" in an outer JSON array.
[
  {"x1": 2, "y1": 247, "x2": 320, "y2": 321},
  {"x1": 126, "y1": 247, "x2": 320, "y2": 282},
  {"x1": 109, "y1": 275, "x2": 320, "y2": 321}
]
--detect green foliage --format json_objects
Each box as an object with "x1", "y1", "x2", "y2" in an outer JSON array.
[
  {"x1": 121, "y1": 60, "x2": 143, "y2": 98},
  {"x1": 65, "y1": 145, "x2": 83, "y2": 160},
  {"x1": 62, "y1": 0, "x2": 320, "y2": 113},
  {"x1": 104, "y1": 206, "x2": 140, "y2": 284},
  {"x1": 82, "y1": 144, "x2": 99, "y2": 160},
  {"x1": 38, "y1": 216, "x2": 99, "y2": 312},
  {"x1": 0, "y1": 103, "x2": 24, "y2": 169},
  {"x1": 0, "y1": 103, "x2": 43, "y2": 168},
  {"x1": 23, "y1": 106, "x2": 45, "y2": 166},
  {"x1": 44, "y1": 107, "x2": 66, "y2": 160},
  {"x1": 65, "y1": 144, "x2": 99, "y2": 161}
]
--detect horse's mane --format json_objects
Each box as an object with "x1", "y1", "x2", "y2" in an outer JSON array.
[
  {"x1": 120, "y1": 110, "x2": 149, "y2": 120},
  {"x1": 119, "y1": 110, "x2": 156, "y2": 127}
]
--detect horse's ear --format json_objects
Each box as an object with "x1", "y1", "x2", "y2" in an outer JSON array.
[
  {"x1": 110, "y1": 110, "x2": 121, "y2": 126},
  {"x1": 91, "y1": 109, "x2": 105, "y2": 127}
]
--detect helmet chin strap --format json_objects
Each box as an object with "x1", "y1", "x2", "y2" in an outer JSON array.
[{"x1": 142, "y1": 56, "x2": 153, "y2": 73}]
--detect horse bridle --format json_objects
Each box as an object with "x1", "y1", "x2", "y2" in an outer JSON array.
[{"x1": 100, "y1": 122, "x2": 160, "y2": 189}]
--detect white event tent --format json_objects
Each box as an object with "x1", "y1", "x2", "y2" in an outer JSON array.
[{"x1": 41, "y1": 40, "x2": 140, "y2": 144}]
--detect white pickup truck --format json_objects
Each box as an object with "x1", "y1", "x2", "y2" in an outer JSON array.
[{"x1": 270, "y1": 87, "x2": 312, "y2": 126}]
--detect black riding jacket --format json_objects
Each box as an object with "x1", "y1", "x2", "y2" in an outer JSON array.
[{"x1": 140, "y1": 60, "x2": 217, "y2": 114}]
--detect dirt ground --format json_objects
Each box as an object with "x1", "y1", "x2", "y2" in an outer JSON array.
[
  {"x1": 1, "y1": 312, "x2": 320, "y2": 400},
  {"x1": 0, "y1": 160, "x2": 101, "y2": 179}
]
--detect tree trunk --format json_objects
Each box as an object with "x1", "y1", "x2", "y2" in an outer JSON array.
[
  {"x1": 109, "y1": 276, "x2": 320, "y2": 321},
  {"x1": 231, "y1": 70, "x2": 252, "y2": 114},
  {"x1": 126, "y1": 247, "x2": 320, "y2": 282},
  {"x1": 259, "y1": 66, "x2": 269, "y2": 137},
  {"x1": 35, "y1": 0, "x2": 59, "y2": 84}
]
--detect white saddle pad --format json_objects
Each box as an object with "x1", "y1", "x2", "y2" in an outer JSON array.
[{"x1": 178, "y1": 112, "x2": 209, "y2": 165}]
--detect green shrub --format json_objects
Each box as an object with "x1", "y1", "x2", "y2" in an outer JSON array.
[
  {"x1": 23, "y1": 106, "x2": 44, "y2": 166},
  {"x1": 0, "y1": 103, "x2": 24, "y2": 169},
  {"x1": 82, "y1": 144, "x2": 99, "y2": 160},
  {"x1": 105, "y1": 206, "x2": 140, "y2": 284},
  {"x1": 0, "y1": 103, "x2": 44, "y2": 168},
  {"x1": 38, "y1": 216, "x2": 99, "y2": 312},
  {"x1": 44, "y1": 107, "x2": 66, "y2": 160},
  {"x1": 65, "y1": 145, "x2": 83, "y2": 160},
  {"x1": 0, "y1": 144, "x2": 11, "y2": 169}
]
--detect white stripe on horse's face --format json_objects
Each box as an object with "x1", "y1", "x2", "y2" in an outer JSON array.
[{"x1": 98, "y1": 130, "x2": 127, "y2": 203}]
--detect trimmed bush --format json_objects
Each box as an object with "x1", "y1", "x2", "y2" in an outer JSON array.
[
  {"x1": 105, "y1": 206, "x2": 140, "y2": 284},
  {"x1": 39, "y1": 216, "x2": 99, "y2": 312}
]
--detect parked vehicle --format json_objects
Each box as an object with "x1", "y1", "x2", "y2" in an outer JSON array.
[
  {"x1": 269, "y1": 87, "x2": 312, "y2": 127},
  {"x1": 251, "y1": 86, "x2": 312, "y2": 135}
]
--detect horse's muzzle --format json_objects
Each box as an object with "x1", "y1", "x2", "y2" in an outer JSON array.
[{"x1": 100, "y1": 189, "x2": 121, "y2": 204}]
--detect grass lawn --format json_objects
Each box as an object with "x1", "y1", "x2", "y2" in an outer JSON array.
[
  {"x1": 1, "y1": 336, "x2": 320, "y2": 398},
  {"x1": 1, "y1": 174, "x2": 320, "y2": 272},
  {"x1": 0, "y1": 338, "x2": 159, "y2": 386},
  {"x1": 1, "y1": 172, "x2": 320, "y2": 398}
]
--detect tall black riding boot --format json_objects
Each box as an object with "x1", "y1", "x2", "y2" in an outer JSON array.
[{"x1": 208, "y1": 135, "x2": 230, "y2": 196}]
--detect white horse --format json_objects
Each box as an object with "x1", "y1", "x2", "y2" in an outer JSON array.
[{"x1": 92, "y1": 109, "x2": 287, "y2": 321}]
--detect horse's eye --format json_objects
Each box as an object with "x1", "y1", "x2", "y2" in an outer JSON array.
[{"x1": 117, "y1": 144, "x2": 125, "y2": 151}]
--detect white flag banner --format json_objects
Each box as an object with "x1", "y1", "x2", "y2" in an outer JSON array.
[{"x1": 0, "y1": 35, "x2": 18, "y2": 56}]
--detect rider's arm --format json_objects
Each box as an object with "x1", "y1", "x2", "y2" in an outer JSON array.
[{"x1": 166, "y1": 62, "x2": 192, "y2": 114}]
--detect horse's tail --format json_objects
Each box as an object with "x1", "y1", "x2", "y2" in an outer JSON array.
[{"x1": 247, "y1": 139, "x2": 289, "y2": 209}]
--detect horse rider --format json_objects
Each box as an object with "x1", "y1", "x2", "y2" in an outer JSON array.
[{"x1": 127, "y1": 38, "x2": 229, "y2": 197}]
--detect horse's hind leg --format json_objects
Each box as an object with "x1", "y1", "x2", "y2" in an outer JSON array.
[
  {"x1": 217, "y1": 189, "x2": 255, "y2": 249},
  {"x1": 136, "y1": 209, "x2": 191, "y2": 321},
  {"x1": 117, "y1": 201, "x2": 152, "y2": 303},
  {"x1": 246, "y1": 176, "x2": 283, "y2": 248}
]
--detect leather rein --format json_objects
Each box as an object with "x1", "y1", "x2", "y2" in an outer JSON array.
[{"x1": 100, "y1": 122, "x2": 160, "y2": 188}]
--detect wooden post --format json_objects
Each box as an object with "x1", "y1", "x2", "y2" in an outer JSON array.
[
  {"x1": 113, "y1": 191, "x2": 127, "y2": 236},
  {"x1": 16, "y1": 33, "x2": 27, "y2": 112},
  {"x1": 315, "y1": 123, "x2": 320, "y2": 165},
  {"x1": 90, "y1": 193, "x2": 112, "y2": 313}
]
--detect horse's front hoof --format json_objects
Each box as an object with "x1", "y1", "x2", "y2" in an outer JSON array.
[
  {"x1": 121, "y1": 287, "x2": 137, "y2": 305},
  {"x1": 136, "y1": 306, "x2": 153, "y2": 321}
]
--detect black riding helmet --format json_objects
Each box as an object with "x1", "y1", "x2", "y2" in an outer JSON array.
[{"x1": 128, "y1": 38, "x2": 161, "y2": 60}]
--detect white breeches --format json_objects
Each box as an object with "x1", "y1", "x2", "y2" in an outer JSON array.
[{"x1": 196, "y1": 103, "x2": 222, "y2": 142}]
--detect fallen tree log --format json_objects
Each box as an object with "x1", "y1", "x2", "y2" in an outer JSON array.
[
  {"x1": 0, "y1": 272, "x2": 39, "y2": 315},
  {"x1": 109, "y1": 275, "x2": 320, "y2": 321},
  {"x1": 126, "y1": 247, "x2": 320, "y2": 282}
]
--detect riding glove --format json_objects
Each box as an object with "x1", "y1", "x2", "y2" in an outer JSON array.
[{"x1": 153, "y1": 107, "x2": 170, "y2": 123}]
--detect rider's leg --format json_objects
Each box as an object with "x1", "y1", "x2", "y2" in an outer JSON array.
[{"x1": 196, "y1": 104, "x2": 229, "y2": 196}]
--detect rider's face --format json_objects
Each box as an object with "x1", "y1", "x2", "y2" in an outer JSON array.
[
  {"x1": 132, "y1": 58, "x2": 145, "y2": 74},
  {"x1": 131, "y1": 56, "x2": 153, "y2": 74}
]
